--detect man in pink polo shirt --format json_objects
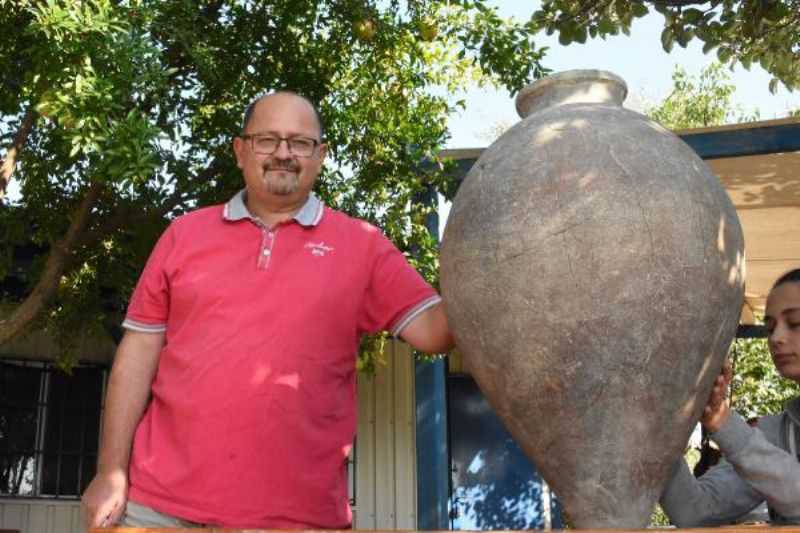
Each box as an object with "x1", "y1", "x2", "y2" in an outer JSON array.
[{"x1": 81, "y1": 91, "x2": 454, "y2": 529}]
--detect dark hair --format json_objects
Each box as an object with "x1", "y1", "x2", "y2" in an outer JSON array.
[
  {"x1": 772, "y1": 268, "x2": 800, "y2": 289},
  {"x1": 241, "y1": 91, "x2": 325, "y2": 139}
]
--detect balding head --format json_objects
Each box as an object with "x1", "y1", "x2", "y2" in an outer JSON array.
[{"x1": 242, "y1": 91, "x2": 324, "y2": 139}]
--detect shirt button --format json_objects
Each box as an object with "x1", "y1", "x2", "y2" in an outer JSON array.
[{"x1": 262, "y1": 249, "x2": 271, "y2": 256}]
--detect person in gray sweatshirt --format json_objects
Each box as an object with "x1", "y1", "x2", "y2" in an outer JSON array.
[{"x1": 660, "y1": 268, "x2": 800, "y2": 526}]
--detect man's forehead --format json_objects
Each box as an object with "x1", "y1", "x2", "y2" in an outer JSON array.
[{"x1": 251, "y1": 94, "x2": 320, "y2": 132}]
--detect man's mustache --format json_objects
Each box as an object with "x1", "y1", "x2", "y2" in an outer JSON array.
[{"x1": 263, "y1": 162, "x2": 299, "y2": 172}]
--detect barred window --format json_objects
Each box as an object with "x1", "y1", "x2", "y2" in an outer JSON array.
[{"x1": 0, "y1": 360, "x2": 107, "y2": 499}]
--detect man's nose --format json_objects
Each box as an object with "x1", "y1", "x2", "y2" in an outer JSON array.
[{"x1": 273, "y1": 138, "x2": 293, "y2": 158}]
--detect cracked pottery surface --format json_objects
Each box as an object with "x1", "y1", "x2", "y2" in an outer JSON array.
[{"x1": 440, "y1": 69, "x2": 745, "y2": 528}]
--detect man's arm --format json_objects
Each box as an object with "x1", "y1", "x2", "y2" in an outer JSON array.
[
  {"x1": 81, "y1": 330, "x2": 164, "y2": 528},
  {"x1": 399, "y1": 302, "x2": 454, "y2": 354}
]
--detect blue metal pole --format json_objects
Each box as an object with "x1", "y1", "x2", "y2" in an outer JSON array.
[{"x1": 415, "y1": 184, "x2": 451, "y2": 530}]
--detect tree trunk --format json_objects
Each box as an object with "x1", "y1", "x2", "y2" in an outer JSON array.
[
  {"x1": 0, "y1": 106, "x2": 36, "y2": 201},
  {"x1": 0, "y1": 180, "x2": 103, "y2": 346}
]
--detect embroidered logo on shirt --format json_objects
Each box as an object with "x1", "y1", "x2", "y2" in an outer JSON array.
[{"x1": 305, "y1": 242, "x2": 334, "y2": 257}]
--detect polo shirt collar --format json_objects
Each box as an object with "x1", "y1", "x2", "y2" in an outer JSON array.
[{"x1": 223, "y1": 189, "x2": 324, "y2": 227}]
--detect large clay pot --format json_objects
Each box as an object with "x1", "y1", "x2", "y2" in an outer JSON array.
[{"x1": 440, "y1": 70, "x2": 745, "y2": 528}]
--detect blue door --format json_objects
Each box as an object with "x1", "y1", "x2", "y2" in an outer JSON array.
[{"x1": 447, "y1": 375, "x2": 563, "y2": 530}]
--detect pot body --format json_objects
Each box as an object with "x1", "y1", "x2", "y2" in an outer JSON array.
[{"x1": 440, "y1": 70, "x2": 745, "y2": 528}]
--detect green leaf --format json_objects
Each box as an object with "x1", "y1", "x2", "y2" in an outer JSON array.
[
  {"x1": 574, "y1": 25, "x2": 588, "y2": 44},
  {"x1": 740, "y1": 55, "x2": 752, "y2": 70},
  {"x1": 661, "y1": 27, "x2": 675, "y2": 53},
  {"x1": 597, "y1": 17, "x2": 616, "y2": 35},
  {"x1": 631, "y1": 3, "x2": 648, "y2": 18},
  {"x1": 682, "y1": 8, "x2": 704, "y2": 24},
  {"x1": 769, "y1": 78, "x2": 779, "y2": 94},
  {"x1": 675, "y1": 28, "x2": 693, "y2": 48}
]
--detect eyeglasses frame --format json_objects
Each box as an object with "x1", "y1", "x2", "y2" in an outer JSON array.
[{"x1": 240, "y1": 133, "x2": 322, "y2": 158}]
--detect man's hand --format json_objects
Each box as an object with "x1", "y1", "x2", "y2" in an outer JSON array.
[
  {"x1": 700, "y1": 359, "x2": 733, "y2": 433},
  {"x1": 81, "y1": 468, "x2": 128, "y2": 528}
]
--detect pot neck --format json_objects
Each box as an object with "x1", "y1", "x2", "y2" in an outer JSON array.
[{"x1": 515, "y1": 70, "x2": 628, "y2": 118}]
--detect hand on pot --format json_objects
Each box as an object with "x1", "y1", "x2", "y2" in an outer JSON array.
[{"x1": 701, "y1": 359, "x2": 733, "y2": 433}]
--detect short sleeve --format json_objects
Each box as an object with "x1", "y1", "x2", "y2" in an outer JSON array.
[
  {"x1": 121, "y1": 224, "x2": 176, "y2": 333},
  {"x1": 358, "y1": 230, "x2": 440, "y2": 337}
]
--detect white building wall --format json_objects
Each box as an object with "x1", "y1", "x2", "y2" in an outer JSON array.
[
  {"x1": 353, "y1": 339, "x2": 418, "y2": 529},
  {"x1": 0, "y1": 500, "x2": 81, "y2": 533}
]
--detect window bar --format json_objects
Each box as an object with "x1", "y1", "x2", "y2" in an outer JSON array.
[
  {"x1": 349, "y1": 437, "x2": 357, "y2": 507},
  {"x1": 34, "y1": 362, "x2": 49, "y2": 497},
  {"x1": 98, "y1": 367, "x2": 109, "y2": 452},
  {"x1": 55, "y1": 367, "x2": 67, "y2": 497},
  {"x1": 353, "y1": 437, "x2": 357, "y2": 507},
  {"x1": 77, "y1": 373, "x2": 89, "y2": 497}
]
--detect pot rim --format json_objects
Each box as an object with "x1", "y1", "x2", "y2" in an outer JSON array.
[{"x1": 516, "y1": 69, "x2": 628, "y2": 118}]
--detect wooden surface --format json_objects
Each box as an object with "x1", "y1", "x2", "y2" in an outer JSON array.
[{"x1": 89, "y1": 524, "x2": 800, "y2": 533}]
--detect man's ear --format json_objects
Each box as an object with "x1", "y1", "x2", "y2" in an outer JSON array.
[{"x1": 232, "y1": 137, "x2": 245, "y2": 169}]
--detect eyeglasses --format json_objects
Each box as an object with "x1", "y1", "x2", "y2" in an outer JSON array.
[{"x1": 241, "y1": 134, "x2": 320, "y2": 157}]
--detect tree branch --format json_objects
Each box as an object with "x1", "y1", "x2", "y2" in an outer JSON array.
[
  {"x1": 0, "y1": 180, "x2": 104, "y2": 346},
  {"x1": 0, "y1": 107, "x2": 36, "y2": 201},
  {"x1": 79, "y1": 156, "x2": 224, "y2": 246}
]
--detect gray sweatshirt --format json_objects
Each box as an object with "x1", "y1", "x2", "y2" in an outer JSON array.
[{"x1": 660, "y1": 397, "x2": 800, "y2": 526}]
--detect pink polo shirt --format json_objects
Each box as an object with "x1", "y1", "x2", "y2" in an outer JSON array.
[{"x1": 122, "y1": 191, "x2": 440, "y2": 528}]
